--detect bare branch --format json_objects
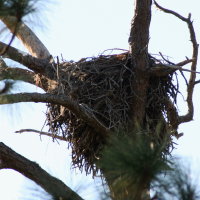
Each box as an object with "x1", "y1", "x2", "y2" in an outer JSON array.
[
  {"x1": 150, "y1": 63, "x2": 200, "y2": 77},
  {"x1": 0, "y1": 142, "x2": 83, "y2": 200},
  {"x1": 0, "y1": 60, "x2": 54, "y2": 91},
  {"x1": 154, "y1": 1, "x2": 189, "y2": 22},
  {"x1": 0, "y1": 16, "x2": 50, "y2": 58},
  {"x1": 0, "y1": 66, "x2": 35, "y2": 84},
  {"x1": 154, "y1": 1, "x2": 199, "y2": 124},
  {"x1": 16, "y1": 129, "x2": 67, "y2": 142},
  {"x1": 0, "y1": 92, "x2": 110, "y2": 135},
  {"x1": 0, "y1": 41, "x2": 55, "y2": 79},
  {"x1": 194, "y1": 79, "x2": 200, "y2": 85},
  {"x1": 176, "y1": 59, "x2": 195, "y2": 66}
]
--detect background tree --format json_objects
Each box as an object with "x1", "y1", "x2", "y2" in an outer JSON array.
[{"x1": 0, "y1": 0, "x2": 199, "y2": 200}]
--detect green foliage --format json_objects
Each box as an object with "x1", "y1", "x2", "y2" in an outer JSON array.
[
  {"x1": 98, "y1": 132, "x2": 171, "y2": 199},
  {"x1": 0, "y1": 0, "x2": 38, "y2": 20},
  {"x1": 97, "y1": 130, "x2": 200, "y2": 200},
  {"x1": 153, "y1": 162, "x2": 200, "y2": 200}
]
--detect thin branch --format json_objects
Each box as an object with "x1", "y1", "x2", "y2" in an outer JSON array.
[
  {"x1": 155, "y1": 1, "x2": 199, "y2": 124},
  {"x1": 0, "y1": 41, "x2": 55, "y2": 79},
  {"x1": 194, "y1": 79, "x2": 200, "y2": 85},
  {"x1": 0, "y1": 142, "x2": 83, "y2": 200},
  {"x1": 154, "y1": 1, "x2": 189, "y2": 22},
  {"x1": 0, "y1": 61, "x2": 53, "y2": 91},
  {"x1": 0, "y1": 16, "x2": 50, "y2": 59},
  {"x1": 176, "y1": 59, "x2": 195, "y2": 66},
  {"x1": 0, "y1": 92, "x2": 110, "y2": 135},
  {"x1": 16, "y1": 129, "x2": 67, "y2": 142},
  {"x1": 150, "y1": 63, "x2": 200, "y2": 77},
  {"x1": 0, "y1": 66, "x2": 35, "y2": 84}
]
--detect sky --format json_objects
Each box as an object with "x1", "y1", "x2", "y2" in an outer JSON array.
[{"x1": 0, "y1": 0, "x2": 200, "y2": 199}]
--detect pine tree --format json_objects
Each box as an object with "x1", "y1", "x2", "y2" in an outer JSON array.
[{"x1": 0, "y1": 1, "x2": 199, "y2": 199}]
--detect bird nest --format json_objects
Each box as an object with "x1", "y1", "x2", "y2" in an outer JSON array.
[{"x1": 45, "y1": 51, "x2": 178, "y2": 175}]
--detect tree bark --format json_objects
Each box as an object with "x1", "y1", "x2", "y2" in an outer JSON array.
[
  {"x1": 129, "y1": 0, "x2": 152, "y2": 127},
  {"x1": 0, "y1": 92, "x2": 110, "y2": 136},
  {"x1": 0, "y1": 142, "x2": 83, "y2": 200},
  {"x1": 0, "y1": 16, "x2": 50, "y2": 59},
  {"x1": 0, "y1": 41, "x2": 55, "y2": 79}
]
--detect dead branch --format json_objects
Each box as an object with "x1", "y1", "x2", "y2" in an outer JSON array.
[
  {"x1": 176, "y1": 59, "x2": 195, "y2": 66},
  {"x1": 0, "y1": 142, "x2": 83, "y2": 200},
  {"x1": 16, "y1": 129, "x2": 67, "y2": 142},
  {"x1": 154, "y1": 1, "x2": 199, "y2": 124},
  {"x1": 0, "y1": 16, "x2": 50, "y2": 58},
  {"x1": 0, "y1": 41, "x2": 55, "y2": 79},
  {"x1": 0, "y1": 92, "x2": 110, "y2": 136},
  {"x1": 150, "y1": 63, "x2": 200, "y2": 76},
  {"x1": 0, "y1": 66, "x2": 35, "y2": 85},
  {"x1": 194, "y1": 79, "x2": 200, "y2": 85}
]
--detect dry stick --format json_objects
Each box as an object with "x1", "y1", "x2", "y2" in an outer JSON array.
[
  {"x1": 0, "y1": 92, "x2": 110, "y2": 136},
  {"x1": 16, "y1": 129, "x2": 67, "y2": 142},
  {"x1": 154, "y1": 1, "x2": 199, "y2": 124}
]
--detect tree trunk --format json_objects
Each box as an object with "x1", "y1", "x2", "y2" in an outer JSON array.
[{"x1": 129, "y1": 0, "x2": 152, "y2": 127}]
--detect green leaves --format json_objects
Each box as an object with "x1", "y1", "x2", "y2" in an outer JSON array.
[
  {"x1": 98, "y1": 133, "x2": 170, "y2": 199},
  {"x1": 98, "y1": 131, "x2": 200, "y2": 200},
  {"x1": 0, "y1": 0, "x2": 38, "y2": 20}
]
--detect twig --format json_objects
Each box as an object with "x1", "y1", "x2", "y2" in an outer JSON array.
[
  {"x1": 16, "y1": 129, "x2": 67, "y2": 142},
  {"x1": 154, "y1": 1, "x2": 189, "y2": 22},
  {"x1": 159, "y1": 52, "x2": 174, "y2": 65},
  {"x1": 155, "y1": 1, "x2": 199, "y2": 124},
  {"x1": 176, "y1": 59, "x2": 194, "y2": 66},
  {"x1": 0, "y1": 92, "x2": 110, "y2": 136}
]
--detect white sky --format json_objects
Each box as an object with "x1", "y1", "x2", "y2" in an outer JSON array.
[{"x1": 0, "y1": 0, "x2": 200, "y2": 199}]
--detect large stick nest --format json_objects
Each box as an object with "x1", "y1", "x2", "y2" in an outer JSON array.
[{"x1": 45, "y1": 51, "x2": 178, "y2": 175}]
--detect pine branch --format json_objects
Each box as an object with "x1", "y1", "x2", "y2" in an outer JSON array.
[
  {"x1": 0, "y1": 41, "x2": 55, "y2": 79},
  {"x1": 0, "y1": 16, "x2": 50, "y2": 58},
  {"x1": 0, "y1": 142, "x2": 83, "y2": 200},
  {"x1": 0, "y1": 92, "x2": 110, "y2": 135},
  {"x1": 0, "y1": 66, "x2": 35, "y2": 84}
]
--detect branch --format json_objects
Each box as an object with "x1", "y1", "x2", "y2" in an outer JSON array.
[
  {"x1": 150, "y1": 61, "x2": 199, "y2": 77},
  {"x1": 0, "y1": 92, "x2": 110, "y2": 135},
  {"x1": 0, "y1": 16, "x2": 50, "y2": 58},
  {"x1": 16, "y1": 129, "x2": 67, "y2": 142},
  {"x1": 0, "y1": 60, "x2": 54, "y2": 91},
  {"x1": 0, "y1": 66, "x2": 35, "y2": 84},
  {"x1": 155, "y1": 1, "x2": 199, "y2": 124},
  {"x1": 0, "y1": 41, "x2": 55, "y2": 79},
  {"x1": 0, "y1": 142, "x2": 83, "y2": 200}
]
